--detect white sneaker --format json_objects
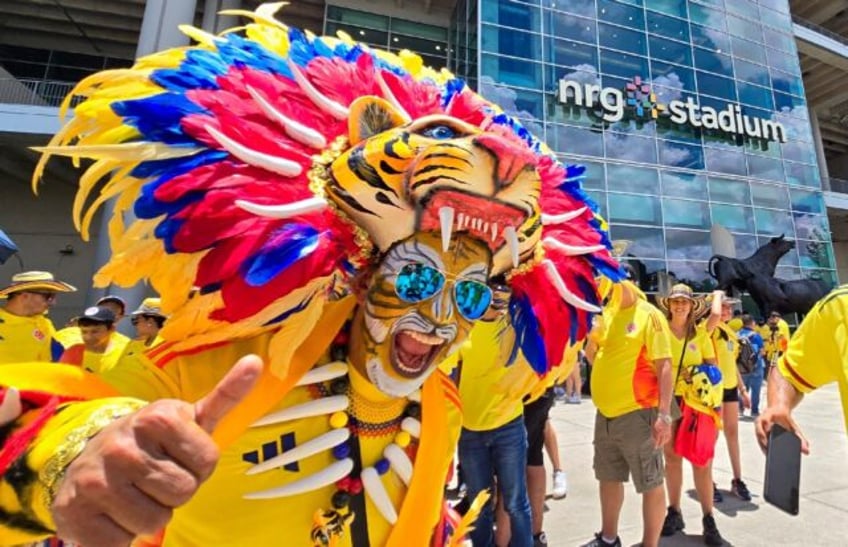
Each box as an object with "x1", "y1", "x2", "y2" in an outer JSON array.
[
  {"x1": 551, "y1": 470, "x2": 567, "y2": 499},
  {"x1": 567, "y1": 393, "x2": 582, "y2": 404}
]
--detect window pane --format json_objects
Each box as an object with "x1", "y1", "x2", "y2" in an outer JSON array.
[
  {"x1": 662, "y1": 171, "x2": 708, "y2": 199},
  {"x1": 649, "y1": 35, "x2": 692, "y2": 66},
  {"x1": 732, "y1": 36, "x2": 766, "y2": 65},
  {"x1": 785, "y1": 161, "x2": 821, "y2": 188},
  {"x1": 600, "y1": 49, "x2": 650, "y2": 79},
  {"x1": 763, "y1": 27, "x2": 795, "y2": 53},
  {"x1": 392, "y1": 19, "x2": 446, "y2": 41},
  {"x1": 747, "y1": 154, "x2": 785, "y2": 182},
  {"x1": 600, "y1": 23, "x2": 647, "y2": 55},
  {"x1": 760, "y1": 5, "x2": 793, "y2": 31},
  {"x1": 797, "y1": 239, "x2": 834, "y2": 269},
  {"x1": 608, "y1": 224, "x2": 666, "y2": 259},
  {"x1": 481, "y1": 54, "x2": 542, "y2": 88},
  {"x1": 690, "y1": 24, "x2": 730, "y2": 53},
  {"x1": 750, "y1": 181, "x2": 789, "y2": 209},
  {"x1": 482, "y1": 0, "x2": 541, "y2": 31},
  {"x1": 482, "y1": 25, "x2": 541, "y2": 60},
  {"x1": 666, "y1": 260, "x2": 715, "y2": 291},
  {"x1": 547, "y1": 38, "x2": 599, "y2": 70},
  {"x1": 732, "y1": 233, "x2": 760, "y2": 256},
  {"x1": 597, "y1": 0, "x2": 645, "y2": 30},
  {"x1": 694, "y1": 47, "x2": 733, "y2": 75},
  {"x1": 754, "y1": 208, "x2": 794, "y2": 235},
  {"x1": 709, "y1": 176, "x2": 750, "y2": 204},
  {"x1": 733, "y1": 58, "x2": 770, "y2": 87},
  {"x1": 790, "y1": 189, "x2": 824, "y2": 214},
  {"x1": 543, "y1": 11, "x2": 597, "y2": 44},
  {"x1": 705, "y1": 147, "x2": 746, "y2": 175},
  {"x1": 658, "y1": 140, "x2": 705, "y2": 169},
  {"x1": 651, "y1": 61, "x2": 696, "y2": 91},
  {"x1": 666, "y1": 228, "x2": 712, "y2": 259},
  {"x1": 606, "y1": 164, "x2": 659, "y2": 194},
  {"x1": 793, "y1": 213, "x2": 830, "y2": 241},
  {"x1": 647, "y1": 10, "x2": 689, "y2": 41},
  {"x1": 608, "y1": 194, "x2": 663, "y2": 225},
  {"x1": 585, "y1": 189, "x2": 608, "y2": 217},
  {"x1": 549, "y1": 124, "x2": 604, "y2": 157},
  {"x1": 553, "y1": 0, "x2": 597, "y2": 18},
  {"x1": 326, "y1": 7, "x2": 389, "y2": 30},
  {"x1": 563, "y1": 157, "x2": 606, "y2": 190},
  {"x1": 697, "y1": 70, "x2": 737, "y2": 101},
  {"x1": 711, "y1": 203, "x2": 755, "y2": 232},
  {"x1": 664, "y1": 199, "x2": 711, "y2": 229},
  {"x1": 604, "y1": 133, "x2": 658, "y2": 163},
  {"x1": 781, "y1": 141, "x2": 816, "y2": 165},
  {"x1": 689, "y1": 4, "x2": 725, "y2": 30},
  {"x1": 647, "y1": 0, "x2": 687, "y2": 19},
  {"x1": 726, "y1": 1, "x2": 759, "y2": 19},
  {"x1": 727, "y1": 14, "x2": 762, "y2": 43},
  {"x1": 774, "y1": 91, "x2": 806, "y2": 111},
  {"x1": 767, "y1": 48, "x2": 800, "y2": 75}
]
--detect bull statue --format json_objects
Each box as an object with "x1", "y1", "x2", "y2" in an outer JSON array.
[
  {"x1": 708, "y1": 234, "x2": 795, "y2": 296},
  {"x1": 744, "y1": 274, "x2": 832, "y2": 318}
]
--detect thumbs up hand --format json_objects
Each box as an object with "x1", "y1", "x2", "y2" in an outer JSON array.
[{"x1": 51, "y1": 355, "x2": 263, "y2": 546}]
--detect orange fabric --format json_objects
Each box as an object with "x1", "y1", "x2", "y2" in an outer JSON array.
[
  {"x1": 59, "y1": 345, "x2": 85, "y2": 365},
  {"x1": 0, "y1": 363, "x2": 119, "y2": 399},
  {"x1": 632, "y1": 346, "x2": 659, "y2": 408}
]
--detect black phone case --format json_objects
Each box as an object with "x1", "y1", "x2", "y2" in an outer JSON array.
[{"x1": 763, "y1": 424, "x2": 801, "y2": 516}]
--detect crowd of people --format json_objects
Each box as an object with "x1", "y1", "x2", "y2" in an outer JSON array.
[{"x1": 0, "y1": 266, "x2": 843, "y2": 547}]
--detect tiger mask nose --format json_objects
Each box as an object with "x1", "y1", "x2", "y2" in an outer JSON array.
[{"x1": 473, "y1": 130, "x2": 537, "y2": 188}]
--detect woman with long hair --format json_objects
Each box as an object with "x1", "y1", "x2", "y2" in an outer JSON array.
[
  {"x1": 704, "y1": 292, "x2": 752, "y2": 503},
  {"x1": 656, "y1": 284, "x2": 723, "y2": 546}
]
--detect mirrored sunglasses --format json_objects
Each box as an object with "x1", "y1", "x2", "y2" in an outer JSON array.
[{"x1": 393, "y1": 262, "x2": 493, "y2": 321}]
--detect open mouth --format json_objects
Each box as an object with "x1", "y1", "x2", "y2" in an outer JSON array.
[
  {"x1": 390, "y1": 329, "x2": 446, "y2": 379},
  {"x1": 420, "y1": 190, "x2": 528, "y2": 253}
]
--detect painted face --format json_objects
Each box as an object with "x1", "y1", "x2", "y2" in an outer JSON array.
[{"x1": 349, "y1": 231, "x2": 493, "y2": 397}]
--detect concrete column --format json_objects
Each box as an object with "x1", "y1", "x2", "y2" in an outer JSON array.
[
  {"x1": 202, "y1": 0, "x2": 241, "y2": 34},
  {"x1": 89, "y1": 0, "x2": 198, "y2": 332},
  {"x1": 809, "y1": 106, "x2": 831, "y2": 191}
]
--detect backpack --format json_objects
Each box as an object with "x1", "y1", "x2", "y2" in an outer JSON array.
[{"x1": 736, "y1": 333, "x2": 758, "y2": 375}]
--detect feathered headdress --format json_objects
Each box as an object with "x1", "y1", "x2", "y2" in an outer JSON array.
[{"x1": 33, "y1": 3, "x2": 622, "y2": 377}]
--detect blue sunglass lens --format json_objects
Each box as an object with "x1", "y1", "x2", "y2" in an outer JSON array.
[
  {"x1": 454, "y1": 280, "x2": 493, "y2": 320},
  {"x1": 394, "y1": 263, "x2": 445, "y2": 303}
]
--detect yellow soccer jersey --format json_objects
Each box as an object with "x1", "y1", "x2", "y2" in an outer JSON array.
[
  {"x1": 670, "y1": 324, "x2": 716, "y2": 395},
  {"x1": 779, "y1": 286, "x2": 848, "y2": 435},
  {"x1": 591, "y1": 299, "x2": 672, "y2": 418},
  {"x1": 0, "y1": 308, "x2": 60, "y2": 364},
  {"x1": 444, "y1": 318, "x2": 524, "y2": 432},
  {"x1": 727, "y1": 317, "x2": 743, "y2": 332},
  {"x1": 711, "y1": 323, "x2": 738, "y2": 390},
  {"x1": 54, "y1": 326, "x2": 82, "y2": 348},
  {"x1": 60, "y1": 336, "x2": 130, "y2": 375}
]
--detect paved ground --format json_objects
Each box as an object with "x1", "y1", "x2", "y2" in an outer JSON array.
[{"x1": 541, "y1": 383, "x2": 847, "y2": 546}]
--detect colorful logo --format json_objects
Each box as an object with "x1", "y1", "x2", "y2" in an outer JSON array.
[{"x1": 624, "y1": 76, "x2": 665, "y2": 119}]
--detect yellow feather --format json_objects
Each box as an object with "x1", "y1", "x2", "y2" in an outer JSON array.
[
  {"x1": 245, "y1": 24, "x2": 290, "y2": 55},
  {"x1": 32, "y1": 143, "x2": 204, "y2": 163},
  {"x1": 149, "y1": 252, "x2": 203, "y2": 313},
  {"x1": 448, "y1": 490, "x2": 492, "y2": 546},
  {"x1": 80, "y1": 172, "x2": 141, "y2": 241},
  {"x1": 178, "y1": 24, "x2": 220, "y2": 48},
  {"x1": 73, "y1": 159, "x2": 117, "y2": 231},
  {"x1": 219, "y1": 9, "x2": 288, "y2": 31},
  {"x1": 135, "y1": 48, "x2": 189, "y2": 70}
]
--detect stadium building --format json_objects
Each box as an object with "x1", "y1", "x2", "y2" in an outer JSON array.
[{"x1": 1, "y1": 0, "x2": 847, "y2": 321}]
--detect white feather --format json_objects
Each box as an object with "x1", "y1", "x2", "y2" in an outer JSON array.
[
  {"x1": 243, "y1": 458, "x2": 354, "y2": 499},
  {"x1": 287, "y1": 60, "x2": 349, "y2": 120},
  {"x1": 245, "y1": 85, "x2": 328, "y2": 149},
  {"x1": 542, "y1": 236, "x2": 606, "y2": 256},
  {"x1": 234, "y1": 197, "x2": 326, "y2": 219},
  {"x1": 205, "y1": 124, "x2": 303, "y2": 177},
  {"x1": 245, "y1": 428, "x2": 350, "y2": 475},
  {"x1": 541, "y1": 207, "x2": 587, "y2": 225},
  {"x1": 542, "y1": 259, "x2": 601, "y2": 313},
  {"x1": 295, "y1": 361, "x2": 349, "y2": 386}
]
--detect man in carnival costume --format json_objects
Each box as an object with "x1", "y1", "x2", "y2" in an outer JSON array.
[{"x1": 0, "y1": 4, "x2": 620, "y2": 546}]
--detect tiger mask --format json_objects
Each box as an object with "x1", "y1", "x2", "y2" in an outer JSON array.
[{"x1": 326, "y1": 96, "x2": 542, "y2": 276}]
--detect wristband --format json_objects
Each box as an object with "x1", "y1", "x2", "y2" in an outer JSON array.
[{"x1": 658, "y1": 412, "x2": 673, "y2": 424}]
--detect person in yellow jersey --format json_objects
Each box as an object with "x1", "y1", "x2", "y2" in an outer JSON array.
[
  {"x1": 760, "y1": 311, "x2": 790, "y2": 378},
  {"x1": 756, "y1": 286, "x2": 848, "y2": 454},
  {"x1": 0, "y1": 271, "x2": 75, "y2": 364},
  {"x1": 122, "y1": 298, "x2": 168, "y2": 359},
  {"x1": 59, "y1": 306, "x2": 128, "y2": 374},
  {"x1": 96, "y1": 295, "x2": 132, "y2": 347},
  {"x1": 656, "y1": 284, "x2": 723, "y2": 547},
  {"x1": 726, "y1": 309, "x2": 743, "y2": 332},
  {"x1": 581, "y1": 276, "x2": 673, "y2": 547},
  {"x1": 703, "y1": 293, "x2": 752, "y2": 503},
  {"x1": 442, "y1": 282, "x2": 533, "y2": 547}
]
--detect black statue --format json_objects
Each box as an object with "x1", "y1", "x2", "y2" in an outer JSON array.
[
  {"x1": 744, "y1": 275, "x2": 831, "y2": 318},
  {"x1": 708, "y1": 234, "x2": 795, "y2": 296}
]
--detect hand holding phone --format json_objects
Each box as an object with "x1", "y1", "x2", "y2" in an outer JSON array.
[{"x1": 763, "y1": 424, "x2": 802, "y2": 516}]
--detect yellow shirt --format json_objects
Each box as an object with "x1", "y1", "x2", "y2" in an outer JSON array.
[
  {"x1": 779, "y1": 286, "x2": 848, "y2": 435},
  {"x1": 711, "y1": 323, "x2": 738, "y2": 389},
  {"x1": 0, "y1": 308, "x2": 59, "y2": 364},
  {"x1": 54, "y1": 326, "x2": 83, "y2": 348},
  {"x1": 761, "y1": 319, "x2": 790, "y2": 363},
  {"x1": 727, "y1": 317, "x2": 743, "y2": 332},
  {"x1": 120, "y1": 334, "x2": 165, "y2": 360},
  {"x1": 591, "y1": 299, "x2": 672, "y2": 418},
  {"x1": 444, "y1": 318, "x2": 524, "y2": 431},
  {"x1": 670, "y1": 324, "x2": 716, "y2": 395},
  {"x1": 60, "y1": 336, "x2": 129, "y2": 375}
]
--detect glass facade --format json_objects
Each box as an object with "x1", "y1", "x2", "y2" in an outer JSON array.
[{"x1": 451, "y1": 0, "x2": 836, "y2": 295}]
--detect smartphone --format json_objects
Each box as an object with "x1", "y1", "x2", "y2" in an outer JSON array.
[{"x1": 763, "y1": 424, "x2": 802, "y2": 515}]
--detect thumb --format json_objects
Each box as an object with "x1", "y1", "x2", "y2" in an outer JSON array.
[
  {"x1": 194, "y1": 354, "x2": 264, "y2": 433},
  {"x1": 0, "y1": 387, "x2": 22, "y2": 426}
]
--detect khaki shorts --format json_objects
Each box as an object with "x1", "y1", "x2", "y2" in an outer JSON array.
[{"x1": 593, "y1": 408, "x2": 664, "y2": 493}]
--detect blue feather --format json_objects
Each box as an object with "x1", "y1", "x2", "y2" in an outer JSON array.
[
  {"x1": 508, "y1": 295, "x2": 547, "y2": 373},
  {"x1": 112, "y1": 93, "x2": 209, "y2": 144},
  {"x1": 263, "y1": 297, "x2": 312, "y2": 326},
  {"x1": 243, "y1": 225, "x2": 321, "y2": 286}
]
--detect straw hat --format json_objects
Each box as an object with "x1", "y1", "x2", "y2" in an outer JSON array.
[
  {"x1": 0, "y1": 271, "x2": 76, "y2": 298},
  {"x1": 131, "y1": 297, "x2": 167, "y2": 319},
  {"x1": 656, "y1": 283, "x2": 707, "y2": 317}
]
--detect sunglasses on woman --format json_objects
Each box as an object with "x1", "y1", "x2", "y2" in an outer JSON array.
[{"x1": 392, "y1": 262, "x2": 493, "y2": 321}]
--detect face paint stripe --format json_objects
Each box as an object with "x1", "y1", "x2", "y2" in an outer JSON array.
[
  {"x1": 325, "y1": 183, "x2": 380, "y2": 217},
  {"x1": 409, "y1": 174, "x2": 469, "y2": 191},
  {"x1": 422, "y1": 152, "x2": 473, "y2": 166},
  {"x1": 347, "y1": 146, "x2": 399, "y2": 196}
]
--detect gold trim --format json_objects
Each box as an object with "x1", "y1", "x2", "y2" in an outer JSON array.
[{"x1": 39, "y1": 401, "x2": 146, "y2": 508}]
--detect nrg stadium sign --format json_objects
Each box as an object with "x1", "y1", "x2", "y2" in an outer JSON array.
[{"x1": 558, "y1": 76, "x2": 787, "y2": 144}]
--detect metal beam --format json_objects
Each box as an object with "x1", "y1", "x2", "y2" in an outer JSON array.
[
  {"x1": 0, "y1": 3, "x2": 143, "y2": 35},
  {"x1": 804, "y1": 66, "x2": 847, "y2": 92},
  {"x1": 807, "y1": 0, "x2": 848, "y2": 25},
  {"x1": 0, "y1": 28, "x2": 137, "y2": 58}
]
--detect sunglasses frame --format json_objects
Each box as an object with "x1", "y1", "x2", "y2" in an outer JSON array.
[
  {"x1": 26, "y1": 290, "x2": 57, "y2": 301},
  {"x1": 391, "y1": 262, "x2": 493, "y2": 321}
]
